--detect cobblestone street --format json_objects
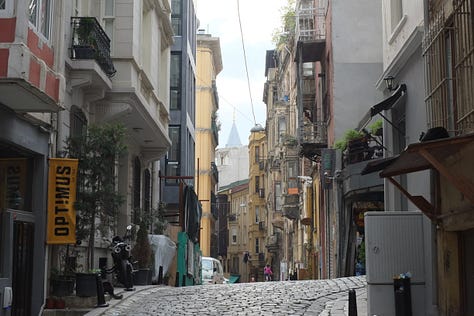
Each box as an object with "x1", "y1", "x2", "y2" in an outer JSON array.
[{"x1": 86, "y1": 276, "x2": 367, "y2": 316}]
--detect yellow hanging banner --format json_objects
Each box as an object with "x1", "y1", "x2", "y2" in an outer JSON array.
[{"x1": 47, "y1": 158, "x2": 79, "y2": 244}]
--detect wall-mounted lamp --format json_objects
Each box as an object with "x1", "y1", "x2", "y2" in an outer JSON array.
[{"x1": 383, "y1": 75, "x2": 398, "y2": 91}]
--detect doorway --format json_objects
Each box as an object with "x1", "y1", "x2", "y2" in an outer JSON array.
[{"x1": 0, "y1": 210, "x2": 35, "y2": 316}]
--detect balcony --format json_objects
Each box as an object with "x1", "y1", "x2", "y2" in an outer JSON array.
[
  {"x1": 295, "y1": 0, "x2": 326, "y2": 63},
  {"x1": 211, "y1": 162, "x2": 219, "y2": 183},
  {"x1": 266, "y1": 233, "x2": 280, "y2": 252},
  {"x1": 299, "y1": 121, "x2": 328, "y2": 160},
  {"x1": 282, "y1": 194, "x2": 299, "y2": 220},
  {"x1": 0, "y1": 36, "x2": 62, "y2": 112},
  {"x1": 211, "y1": 117, "x2": 219, "y2": 146},
  {"x1": 70, "y1": 17, "x2": 116, "y2": 77},
  {"x1": 211, "y1": 192, "x2": 218, "y2": 219},
  {"x1": 343, "y1": 135, "x2": 383, "y2": 167}
]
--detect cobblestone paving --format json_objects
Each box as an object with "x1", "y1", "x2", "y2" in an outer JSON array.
[{"x1": 95, "y1": 276, "x2": 366, "y2": 316}]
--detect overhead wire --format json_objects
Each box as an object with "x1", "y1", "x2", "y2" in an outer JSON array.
[
  {"x1": 195, "y1": 73, "x2": 254, "y2": 124},
  {"x1": 236, "y1": 0, "x2": 257, "y2": 125}
]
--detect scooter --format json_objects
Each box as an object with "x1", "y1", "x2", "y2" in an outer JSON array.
[{"x1": 103, "y1": 225, "x2": 135, "y2": 291}]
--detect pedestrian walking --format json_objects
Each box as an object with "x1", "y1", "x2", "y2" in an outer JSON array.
[{"x1": 264, "y1": 264, "x2": 273, "y2": 281}]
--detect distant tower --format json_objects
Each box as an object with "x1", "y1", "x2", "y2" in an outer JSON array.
[{"x1": 226, "y1": 113, "x2": 242, "y2": 147}]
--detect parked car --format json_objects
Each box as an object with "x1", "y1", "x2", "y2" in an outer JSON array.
[{"x1": 201, "y1": 257, "x2": 225, "y2": 284}]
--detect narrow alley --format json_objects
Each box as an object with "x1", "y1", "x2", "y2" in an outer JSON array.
[{"x1": 86, "y1": 276, "x2": 366, "y2": 316}]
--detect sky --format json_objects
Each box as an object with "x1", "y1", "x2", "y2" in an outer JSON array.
[{"x1": 195, "y1": 0, "x2": 288, "y2": 147}]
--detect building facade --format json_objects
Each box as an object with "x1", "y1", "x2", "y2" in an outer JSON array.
[
  {"x1": 0, "y1": 0, "x2": 173, "y2": 314},
  {"x1": 220, "y1": 180, "x2": 250, "y2": 282},
  {"x1": 160, "y1": 0, "x2": 198, "y2": 222},
  {"x1": 196, "y1": 32, "x2": 222, "y2": 257},
  {"x1": 247, "y1": 125, "x2": 268, "y2": 281}
]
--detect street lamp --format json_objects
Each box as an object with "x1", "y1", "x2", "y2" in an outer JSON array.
[{"x1": 383, "y1": 75, "x2": 398, "y2": 91}]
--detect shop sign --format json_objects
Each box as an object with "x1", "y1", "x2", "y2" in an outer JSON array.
[{"x1": 47, "y1": 158, "x2": 78, "y2": 244}]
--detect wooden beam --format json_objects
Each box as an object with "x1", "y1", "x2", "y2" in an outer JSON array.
[
  {"x1": 419, "y1": 148, "x2": 474, "y2": 205},
  {"x1": 387, "y1": 177, "x2": 436, "y2": 220}
]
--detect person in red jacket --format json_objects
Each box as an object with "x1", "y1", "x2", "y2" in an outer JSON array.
[{"x1": 264, "y1": 264, "x2": 273, "y2": 281}]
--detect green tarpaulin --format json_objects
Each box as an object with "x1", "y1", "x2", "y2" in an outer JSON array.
[{"x1": 229, "y1": 275, "x2": 240, "y2": 283}]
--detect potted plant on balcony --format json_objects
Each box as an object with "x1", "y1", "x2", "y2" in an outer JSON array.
[
  {"x1": 131, "y1": 221, "x2": 153, "y2": 285},
  {"x1": 369, "y1": 119, "x2": 383, "y2": 137},
  {"x1": 73, "y1": 17, "x2": 98, "y2": 59}
]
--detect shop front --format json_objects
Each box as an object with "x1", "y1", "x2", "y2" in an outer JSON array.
[{"x1": 0, "y1": 106, "x2": 50, "y2": 316}]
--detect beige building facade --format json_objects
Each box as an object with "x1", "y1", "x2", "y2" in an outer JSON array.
[{"x1": 196, "y1": 32, "x2": 222, "y2": 257}]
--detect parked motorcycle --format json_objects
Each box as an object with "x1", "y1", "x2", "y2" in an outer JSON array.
[{"x1": 103, "y1": 225, "x2": 134, "y2": 290}]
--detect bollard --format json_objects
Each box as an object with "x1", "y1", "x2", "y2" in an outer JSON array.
[
  {"x1": 95, "y1": 273, "x2": 109, "y2": 308},
  {"x1": 175, "y1": 272, "x2": 180, "y2": 287},
  {"x1": 348, "y1": 289, "x2": 357, "y2": 316},
  {"x1": 394, "y1": 277, "x2": 412, "y2": 316},
  {"x1": 158, "y1": 266, "x2": 163, "y2": 285}
]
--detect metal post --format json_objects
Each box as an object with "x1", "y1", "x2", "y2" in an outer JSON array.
[
  {"x1": 348, "y1": 289, "x2": 357, "y2": 316},
  {"x1": 95, "y1": 274, "x2": 109, "y2": 308},
  {"x1": 158, "y1": 266, "x2": 163, "y2": 285}
]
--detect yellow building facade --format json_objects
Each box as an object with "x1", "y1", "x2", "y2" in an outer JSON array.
[
  {"x1": 196, "y1": 33, "x2": 222, "y2": 257},
  {"x1": 247, "y1": 125, "x2": 268, "y2": 281}
]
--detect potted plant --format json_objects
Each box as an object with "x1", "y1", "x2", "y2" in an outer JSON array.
[
  {"x1": 49, "y1": 245, "x2": 76, "y2": 297},
  {"x1": 65, "y1": 123, "x2": 127, "y2": 275},
  {"x1": 131, "y1": 221, "x2": 153, "y2": 285},
  {"x1": 72, "y1": 17, "x2": 98, "y2": 59},
  {"x1": 50, "y1": 268, "x2": 75, "y2": 297},
  {"x1": 369, "y1": 119, "x2": 383, "y2": 136},
  {"x1": 75, "y1": 269, "x2": 102, "y2": 297}
]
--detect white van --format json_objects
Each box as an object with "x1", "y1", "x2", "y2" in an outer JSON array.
[{"x1": 201, "y1": 257, "x2": 225, "y2": 285}]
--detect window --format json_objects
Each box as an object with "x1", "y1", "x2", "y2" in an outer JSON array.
[
  {"x1": 28, "y1": 0, "x2": 52, "y2": 40},
  {"x1": 255, "y1": 206, "x2": 259, "y2": 223},
  {"x1": 231, "y1": 228, "x2": 237, "y2": 244},
  {"x1": 278, "y1": 117, "x2": 287, "y2": 142},
  {"x1": 287, "y1": 160, "x2": 298, "y2": 193},
  {"x1": 390, "y1": 0, "x2": 403, "y2": 32},
  {"x1": 102, "y1": 0, "x2": 115, "y2": 48},
  {"x1": 255, "y1": 176, "x2": 260, "y2": 193},
  {"x1": 255, "y1": 238, "x2": 259, "y2": 254},
  {"x1": 70, "y1": 106, "x2": 87, "y2": 139},
  {"x1": 170, "y1": 53, "x2": 182, "y2": 110},
  {"x1": 0, "y1": 0, "x2": 6, "y2": 10},
  {"x1": 255, "y1": 146, "x2": 260, "y2": 163},
  {"x1": 171, "y1": 0, "x2": 182, "y2": 36},
  {"x1": 272, "y1": 86, "x2": 278, "y2": 105},
  {"x1": 275, "y1": 182, "x2": 282, "y2": 211},
  {"x1": 166, "y1": 126, "x2": 181, "y2": 183}
]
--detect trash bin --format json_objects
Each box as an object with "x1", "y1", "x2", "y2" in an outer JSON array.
[{"x1": 393, "y1": 276, "x2": 412, "y2": 316}]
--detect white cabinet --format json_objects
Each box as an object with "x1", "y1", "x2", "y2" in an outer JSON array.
[{"x1": 365, "y1": 211, "x2": 426, "y2": 316}]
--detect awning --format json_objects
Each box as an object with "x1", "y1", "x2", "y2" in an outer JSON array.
[
  {"x1": 357, "y1": 84, "x2": 407, "y2": 131},
  {"x1": 361, "y1": 156, "x2": 400, "y2": 175},
  {"x1": 365, "y1": 133, "x2": 474, "y2": 220}
]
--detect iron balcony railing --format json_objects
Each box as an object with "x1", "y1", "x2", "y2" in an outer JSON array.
[
  {"x1": 70, "y1": 17, "x2": 116, "y2": 77},
  {"x1": 296, "y1": 0, "x2": 326, "y2": 42},
  {"x1": 299, "y1": 121, "x2": 327, "y2": 145}
]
